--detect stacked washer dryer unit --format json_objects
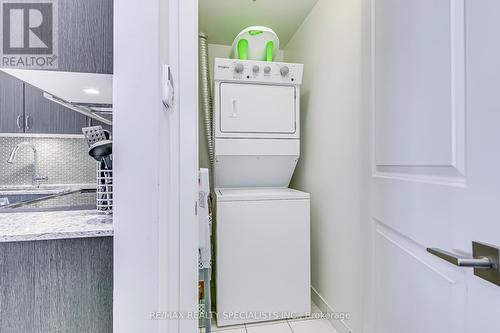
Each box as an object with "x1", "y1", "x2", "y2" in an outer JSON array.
[{"x1": 214, "y1": 58, "x2": 311, "y2": 327}]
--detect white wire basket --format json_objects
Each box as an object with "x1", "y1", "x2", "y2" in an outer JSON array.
[{"x1": 96, "y1": 162, "x2": 113, "y2": 213}]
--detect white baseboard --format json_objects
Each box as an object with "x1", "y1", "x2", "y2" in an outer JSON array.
[{"x1": 311, "y1": 286, "x2": 354, "y2": 333}]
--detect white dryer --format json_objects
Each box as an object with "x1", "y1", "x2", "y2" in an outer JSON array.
[
  {"x1": 213, "y1": 58, "x2": 303, "y2": 188},
  {"x1": 213, "y1": 58, "x2": 310, "y2": 326}
]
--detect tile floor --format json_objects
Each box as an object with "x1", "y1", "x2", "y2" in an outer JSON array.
[{"x1": 200, "y1": 303, "x2": 339, "y2": 333}]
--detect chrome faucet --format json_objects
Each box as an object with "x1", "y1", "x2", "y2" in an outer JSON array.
[{"x1": 7, "y1": 142, "x2": 48, "y2": 187}]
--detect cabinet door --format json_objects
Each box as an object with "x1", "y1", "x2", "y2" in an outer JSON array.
[
  {"x1": 0, "y1": 242, "x2": 36, "y2": 332},
  {"x1": 21, "y1": 0, "x2": 113, "y2": 135},
  {"x1": 34, "y1": 237, "x2": 113, "y2": 333},
  {"x1": 24, "y1": 84, "x2": 88, "y2": 134},
  {"x1": 58, "y1": 0, "x2": 113, "y2": 74},
  {"x1": 0, "y1": 72, "x2": 24, "y2": 133}
]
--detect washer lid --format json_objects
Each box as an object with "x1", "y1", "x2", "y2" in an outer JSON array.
[{"x1": 215, "y1": 187, "x2": 310, "y2": 201}]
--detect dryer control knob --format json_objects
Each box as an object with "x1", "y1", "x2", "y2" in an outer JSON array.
[
  {"x1": 264, "y1": 66, "x2": 271, "y2": 74},
  {"x1": 280, "y1": 66, "x2": 290, "y2": 76},
  {"x1": 252, "y1": 65, "x2": 260, "y2": 73},
  {"x1": 234, "y1": 63, "x2": 244, "y2": 73}
]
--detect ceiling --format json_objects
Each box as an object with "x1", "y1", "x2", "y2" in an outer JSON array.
[{"x1": 199, "y1": 0, "x2": 320, "y2": 47}]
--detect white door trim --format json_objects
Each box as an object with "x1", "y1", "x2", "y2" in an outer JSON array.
[
  {"x1": 177, "y1": 0, "x2": 199, "y2": 332},
  {"x1": 164, "y1": 0, "x2": 199, "y2": 332}
]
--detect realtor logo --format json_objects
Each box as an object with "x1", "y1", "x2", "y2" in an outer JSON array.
[{"x1": 1, "y1": 0, "x2": 58, "y2": 68}]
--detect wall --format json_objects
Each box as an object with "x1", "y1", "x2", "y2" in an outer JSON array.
[
  {"x1": 284, "y1": 0, "x2": 366, "y2": 332},
  {"x1": 0, "y1": 134, "x2": 96, "y2": 209},
  {"x1": 0, "y1": 135, "x2": 95, "y2": 186},
  {"x1": 199, "y1": 43, "x2": 284, "y2": 168},
  {"x1": 114, "y1": 0, "x2": 199, "y2": 332},
  {"x1": 113, "y1": 0, "x2": 170, "y2": 331}
]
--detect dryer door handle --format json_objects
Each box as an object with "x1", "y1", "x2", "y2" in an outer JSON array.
[{"x1": 232, "y1": 99, "x2": 237, "y2": 118}]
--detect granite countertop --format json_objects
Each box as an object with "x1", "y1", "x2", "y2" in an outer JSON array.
[{"x1": 0, "y1": 210, "x2": 113, "y2": 242}]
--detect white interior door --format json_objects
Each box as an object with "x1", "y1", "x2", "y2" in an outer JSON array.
[{"x1": 371, "y1": 1, "x2": 500, "y2": 332}]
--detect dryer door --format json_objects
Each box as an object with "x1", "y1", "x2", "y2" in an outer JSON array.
[{"x1": 219, "y1": 83, "x2": 296, "y2": 135}]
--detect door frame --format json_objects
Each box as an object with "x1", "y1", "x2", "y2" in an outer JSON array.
[
  {"x1": 160, "y1": 0, "x2": 199, "y2": 331},
  {"x1": 362, "y1": 0, "x2": 375, "y2": 332},
  {"x1": 172, "y1": 0, "x2": 199, "y2": 332}
]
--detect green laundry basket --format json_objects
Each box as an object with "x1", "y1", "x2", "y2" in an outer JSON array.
[{"x1": 231, "y1": 26, "x2": 279, "y2": 62}]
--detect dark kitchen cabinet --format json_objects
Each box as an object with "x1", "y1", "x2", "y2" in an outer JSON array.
[
  {"x1": 24, "y1": 0, "x2": 114, "y2": 134},
  {"x1": 0, "y1": 237, "x2": 113, "y2": 333},
  {"x1": 57, "y1": 0, "x2": 113, "y2": 74},
  {"x1": 0, "y1": 0, "x2": 113, "y2": 135},
  {"x1": 24, "y1": 84, "x2": 89, "y2": 134},
  {"x1": 0, "y1": 71, "x2": 24, "y2": 133},
  {"x1": 0, "y1": 241, "x2": 36, "y2": 332}
]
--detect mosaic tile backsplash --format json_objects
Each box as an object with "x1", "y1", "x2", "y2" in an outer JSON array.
[{"x1": 0, "y1": 135, "x2": 95, "y2": 186}]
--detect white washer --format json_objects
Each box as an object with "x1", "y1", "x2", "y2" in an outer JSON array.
[{"x1": 215, "y1": 188, "x2": 310, "y2": 327}]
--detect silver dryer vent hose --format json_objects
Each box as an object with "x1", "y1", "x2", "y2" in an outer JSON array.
[{"x1": 199, "y1": 33, "x2": 215, "y2": 170}]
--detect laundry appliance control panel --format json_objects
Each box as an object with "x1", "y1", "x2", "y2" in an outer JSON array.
[{"x1": 214, "y1": 58, "x2": 303, "y2": 85}]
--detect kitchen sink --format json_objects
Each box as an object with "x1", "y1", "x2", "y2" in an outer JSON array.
[
  {"x1": 0, "y1": 185, "x2": 96, "y2": 211},
  {"x1": 0, "y1": 184, "x2": 95, "y2": 196}
]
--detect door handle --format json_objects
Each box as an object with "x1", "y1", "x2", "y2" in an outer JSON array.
[
  {"x1": 427, "y1": 241, "x2": 500, "y2": 286},
  {"x1": 427, "y1": 248, "x2": 493, "y2": 268},
  {"x1": 231, "y1": 99, "x2": 237, "y2": 118},
  {"x1": 16, "y1": 114, "x2": 23, "y2": 129},
  {"x1": 25, "y1": 115, "x2": 32, "y2": 131}
]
